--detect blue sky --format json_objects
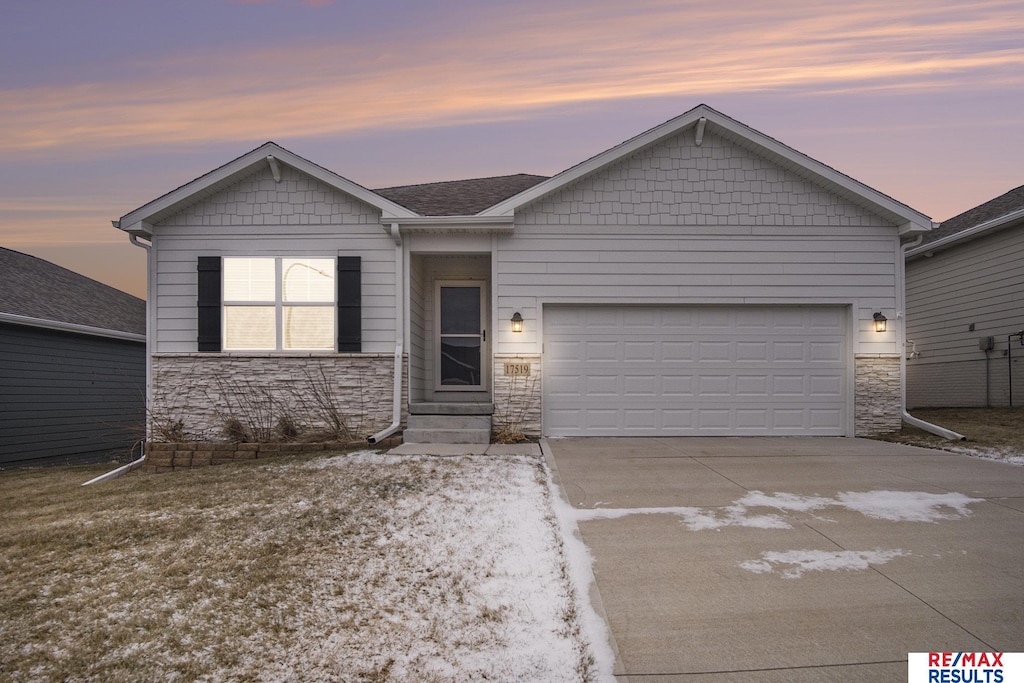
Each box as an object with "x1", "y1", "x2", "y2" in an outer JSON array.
[{"x1": 2, "y1": 0, "x2": 1022, "y2": 298}]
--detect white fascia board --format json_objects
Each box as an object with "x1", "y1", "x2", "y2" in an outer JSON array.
[
  {"x1": 906, "y1": 207, "x2": 1024, "y2": 258},
  {"x1": 0, "y1": 312, "x2": 146, "y2": 343},
  {"x1": 390, "y1": 215, "x2": 515, "y2": 232},
  {"x1": 480, "y1": 104, "x2": 933, "y2": 233},
  {"x1": 116, "y1": 143, "x2": 417, "y2": 236}
]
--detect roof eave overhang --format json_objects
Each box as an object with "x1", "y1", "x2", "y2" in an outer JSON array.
[
  {"x1": 115, "y1": 142, "x2": 417, "y2": 237},
  {"x1": 0, "y1": 311, "x2": 146, "y2": 342},
  {"x1": 480, "y1": 104, "x2": 934, "y2": 233},
  {"x1": 385, "y1": 215, "x2": 516, "y2": 234},
  {"x1": 906, "y1": 207, "x2": 1024, "y2": 259}
]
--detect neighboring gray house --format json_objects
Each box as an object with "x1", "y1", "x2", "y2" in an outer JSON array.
[
  {"x1": 905, "y1": 184, "x2": 1024, "y2": 408},
  {"x1": 115, "y1": 105, "x2": 933, "y2": 443},
  {"x1": 0, "y1": 248, "x2": 146, "y2": 465}
]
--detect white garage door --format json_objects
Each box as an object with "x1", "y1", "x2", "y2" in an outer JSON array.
[{"x1": 543, "y1": 305, "x2": 847, "y2": 436}]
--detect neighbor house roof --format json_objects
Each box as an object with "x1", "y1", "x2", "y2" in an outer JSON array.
[
  {"x1": 0, "y1": 248, "x2": 146, "y2": 340},
  {"x1": 906, "y1": 184, "x2": 1024, "y2": 258},
  {"x1": 374, "y1": 174, "x2": 548, "y2": 216}
]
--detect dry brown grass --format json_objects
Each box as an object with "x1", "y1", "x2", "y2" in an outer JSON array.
[
  {"x1": 875, "y1": 407, "x2": 1024, "y2": 455},
  {"x1": 0, "y1": 452, "x2": 592, "y2": 682}
]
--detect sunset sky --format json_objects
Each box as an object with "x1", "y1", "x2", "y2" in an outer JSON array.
[{"x1": 2, "y1": 0, "x2": 1022, "y2": 299}]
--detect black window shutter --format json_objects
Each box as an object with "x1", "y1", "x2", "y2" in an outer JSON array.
[
  {"x1": 337, "y1": 256, "x2": 361, "y2": 352},
  {"x1": 197, "y1": 256, "x2": 222, "y2": 352}
]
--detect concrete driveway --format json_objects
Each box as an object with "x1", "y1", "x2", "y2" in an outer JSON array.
[{"x1": 544, "y1": 437, "x2": 1024, "y2": 682}]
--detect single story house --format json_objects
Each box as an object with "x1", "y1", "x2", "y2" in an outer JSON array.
[
  {"x1": 905, "y1": 184, "x2": 1024, "y2": 408},
  {"x1": 0, "y1": 248, "x2": 146, "y2": 466},
  {"x1": 115, "y1": 104, "x2": 933, "y2": 444}
]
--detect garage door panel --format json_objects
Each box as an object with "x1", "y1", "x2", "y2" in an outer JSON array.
[
  {"x1": 544, "y1": 305, "x2": 847, "y2": 436},
  {"x1": 662, "y1": 341, "x2": 695, "y2": 361},
  {"x1": 736, "y1": 375, "x2": 769, "y2": 396}
]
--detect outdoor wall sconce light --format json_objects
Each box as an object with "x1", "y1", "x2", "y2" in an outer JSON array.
[
  {"x1": 873, "y1": 312, "x2": 887, "y2": 333},
  {"x1": 511, "y1": 312, "x2": 524, "y2": 333}
]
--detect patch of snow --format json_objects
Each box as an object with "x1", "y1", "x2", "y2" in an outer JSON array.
[
  {"x1": 835, "y1": 490, "x2": 983, "y2": 522},
  {"x1": 574, "y1": 505, "x2": 790, "y2": 530},
  {"x1": 575, "y1": 489, "x2": 984, "y2": 530},
  {"x1": 947, "y1": 445, "x2": 1024, "y2": 467},
  {"x1": 740, "y1": 548, "x2": 908, "y2": 579},
  {"x1": 547, "y1": 483, "x2": 618, "y2": 682}
]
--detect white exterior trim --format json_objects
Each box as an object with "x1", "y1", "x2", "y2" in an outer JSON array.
[{"x1": 0, "y1": 312, "x2": 146, "y2": 343}]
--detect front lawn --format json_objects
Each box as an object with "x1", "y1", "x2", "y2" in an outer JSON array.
[{"x1": 0, "y1": 452, "x2": 597, "y2": 682}]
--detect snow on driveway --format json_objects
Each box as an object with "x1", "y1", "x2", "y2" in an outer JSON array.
[{"x1": 568, "y1": 488, "x2": 984, "y2": 580}]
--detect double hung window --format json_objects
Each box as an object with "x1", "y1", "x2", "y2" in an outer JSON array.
[{"x1": 223, "y1": 257, "x2": 335, "y2": 351}]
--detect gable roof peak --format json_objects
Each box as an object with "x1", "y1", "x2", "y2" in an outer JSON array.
[
  {"x1": 480, "y1": 104, "x2": 932, "y2": 234},
  {"x1": 116, "y1": 141, "x2": 417, "y2": 236}
]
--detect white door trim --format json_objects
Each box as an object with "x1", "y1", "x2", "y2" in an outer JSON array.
[{"x1": 434, "y1": 280, "x2": 488, "y2": 392}]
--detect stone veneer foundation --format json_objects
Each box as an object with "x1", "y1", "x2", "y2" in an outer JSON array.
[
  {"x1": 854, "y1": 354, "x2": 902, "y2": 436},
  {"x1": 150, "y1": 354, "x2": 406, "y2": 442},
  {"x1": 491, "y1": 355, "x2": 542, "y2": 439},
  {"x1": 151, "y1": 352, "x2": 901, "y2": 444}
]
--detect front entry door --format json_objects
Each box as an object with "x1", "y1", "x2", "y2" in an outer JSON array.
[{"x1": 436, "y1": 281, "x2": 486, "y2": 391}]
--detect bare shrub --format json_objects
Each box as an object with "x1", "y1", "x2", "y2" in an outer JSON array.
[
  {"x1": 296, "y1": 361, "x2": 362, "y2": 441},
  {"x1": 493, "y1": 374, "x2": 539, "y2": 443},
  {"x1": 211, "y1": 377, "x2": 279, "y2": 443}
]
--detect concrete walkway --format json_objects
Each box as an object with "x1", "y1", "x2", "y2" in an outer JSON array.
[
  {"x1": 387, "y1": 442, "x2": 541, "y2": 456},
  {"x1": 544, "y1": 437, "x2": 1024, "y2": 682}
]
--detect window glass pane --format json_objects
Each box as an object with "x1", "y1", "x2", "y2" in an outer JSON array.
[
  {"x1": 283, "y1": 306, "x2": 335, "y2": 350},
  {"x1": 224, "y1": 258, "x2": 275, "y2": 301},
  {"x1": 224, "y1": 306, "x2": 275, "y2": 349},
  {"x1": 283, "y1": 259, "x2": 335, "y2": 303},
  {"x1": 440, "y1": 337, "x2": 481, "y2": 386},
  {"x1": 440, "y1": 286, "x2": 480, "y2": 334}
]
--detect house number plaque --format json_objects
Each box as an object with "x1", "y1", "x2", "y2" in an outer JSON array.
[{"x1": 503, "y1": 362, "x2": 531, "y2": 376}]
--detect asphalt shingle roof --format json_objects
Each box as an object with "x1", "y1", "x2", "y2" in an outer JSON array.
[
  {"x1": 922, "y1": 183, "x2": 1024, "y2": 247},
  {"x1": 374, "y1": 174, "x2": 549, "y2": 216},
  {"x1": 0, "y1": 248, "x2": 145, "y2": 335}
]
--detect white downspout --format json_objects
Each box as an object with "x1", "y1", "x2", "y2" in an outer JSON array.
[
  {"x1": 899, "y1": 232, "x2": 965, "y2": 441},
  {"x1": 368, "y1": 223, "x2": 404, "y2": 444},
  {"x1": 82, "y1": 230, "x2": 153, "y2": 484}
]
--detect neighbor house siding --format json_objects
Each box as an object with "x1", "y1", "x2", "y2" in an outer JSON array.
[
  {"x1": 494, "y1": 127, "x2": 901, "y2": 358},
  {"x1": 0, "y1": 323, "x2": 144, "y2": 465},
  {"x1": 151, "y1": 164, "x2": 397, "y2": 353},
  {"x1": 906, "y1": 225, "x2": 1024, "y2": 407}
]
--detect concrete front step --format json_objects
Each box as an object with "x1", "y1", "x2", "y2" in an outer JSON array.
[
  {"x1": 403, "y1": 428, "x2": 491, "y2": 444},
  {"x1": 404, "y1": 412, "x2": 492, "y2": 444},
  {"x1": 409, "y1": 402, "x2": 494, "y2": 416},
  {"x1": 408, "y1": 414, "x2": 492, "y2": 430}
]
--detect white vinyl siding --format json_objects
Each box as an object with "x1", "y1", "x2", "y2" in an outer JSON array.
[
  {"x1": 150, "y1": 165, "x2": 397, "y2": 353},
  {"x1": 544, "y1": 305, "x2": 847, "y2": 436},
  {"x1": 493, "y1": 128, "x2": 901, "y2": 358}
]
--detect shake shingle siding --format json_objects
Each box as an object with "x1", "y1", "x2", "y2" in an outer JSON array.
[{"x1": 0, "y1": 323, "x2": 144, "y2": 466}]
